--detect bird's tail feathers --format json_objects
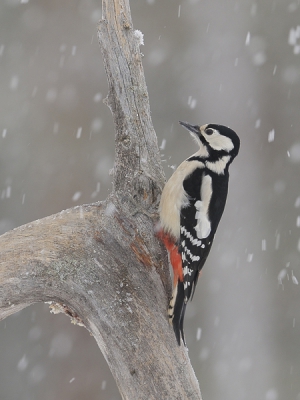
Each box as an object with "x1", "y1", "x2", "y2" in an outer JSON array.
[{"x1": 168, "y1": 280, "x2": 186, "y2": 346}]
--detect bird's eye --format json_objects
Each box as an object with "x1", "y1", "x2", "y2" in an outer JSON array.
[{"x1": 205, "y1": 128, "x2": 214, "y2": 135}]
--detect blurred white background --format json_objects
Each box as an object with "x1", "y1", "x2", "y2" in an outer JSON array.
[{"x1": 1, "y1": 0, "x2": 300, "y2": 399}]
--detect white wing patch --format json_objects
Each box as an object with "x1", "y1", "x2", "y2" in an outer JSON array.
[
  {"x1": 159, "y1": 159, "x2": 204, "y2": 239},
  {"x1": 194, "y1": 174, "x2": 212, "y2": 239}
]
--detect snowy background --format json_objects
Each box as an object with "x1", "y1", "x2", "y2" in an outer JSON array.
[{"x1": 1, "y1": 0, "x2": 300, "y2": 399}]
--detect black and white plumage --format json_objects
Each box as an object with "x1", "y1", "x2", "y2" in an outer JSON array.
[{"x1": 159, "y1": 121, "x2": 240, "y2": 345}]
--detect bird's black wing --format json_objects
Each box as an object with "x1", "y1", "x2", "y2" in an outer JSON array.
[
  {"x1": 172, "y1": 167, "x2": 214, "y2": 344},
  {"x1": 180, "y1": 169, "x2": 215, "y2": 299}
]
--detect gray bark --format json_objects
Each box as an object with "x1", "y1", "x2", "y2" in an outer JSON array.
[{"x1": 0, "y1": 1, "x2": 202, "y2": 399}]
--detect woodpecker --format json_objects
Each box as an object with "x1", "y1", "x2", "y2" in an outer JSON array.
[{"x1": 159, "y1": 121, "x2": 240, "y2": 345}]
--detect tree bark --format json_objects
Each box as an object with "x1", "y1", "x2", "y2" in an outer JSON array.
[{"x1": 0, "y1": 1, "x2": 202, "y2": 399}]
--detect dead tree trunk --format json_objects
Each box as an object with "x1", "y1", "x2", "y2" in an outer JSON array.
[{"x1": 0, "y1": 1, "x2": 202, "y2": 399}]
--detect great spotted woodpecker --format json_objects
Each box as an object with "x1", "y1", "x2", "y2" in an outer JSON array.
[{"x1": 159, "y1": 121, "x2": 240, "y2": 345}]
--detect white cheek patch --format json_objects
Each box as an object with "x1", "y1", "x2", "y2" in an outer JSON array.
[
  {"x1": 206, "y1": 155, "x2": 231, "y2": 175},
  {"x1": 202, "y1": 131, "x2": 234, "y2": 152},
  {"x1": 194, "y1": 174, "x2": 212, "y2": 239}
]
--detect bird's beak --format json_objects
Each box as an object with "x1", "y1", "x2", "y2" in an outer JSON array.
[{"x1": 179, "y1": 121, "x2": 201, "y2": 136}]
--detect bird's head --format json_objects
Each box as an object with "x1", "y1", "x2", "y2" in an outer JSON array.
[{"x1": 179, "y1": 121, "x2": 240, "y2": 161}]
